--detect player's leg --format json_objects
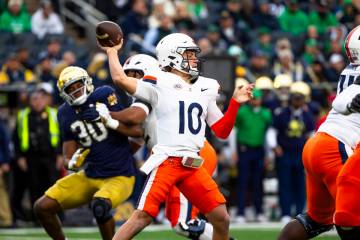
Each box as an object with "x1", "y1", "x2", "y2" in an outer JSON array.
[
  {"x1": 33, "y1": 196, "x2": 65, "y2": 240},
  {"x1": 166, "y1": 186, "x2": 214, "y2": 240},
  {"x1": 278, "y1": 133, "x2": 343, "y2": 240},
  {"x1": 334, "y1": 144, "x2": 360, "y2": 240},
  {"x1": 34, "y1": 171, "x2": 93, "y2": 240},
  {"x1": 92, "y1": 175, "x2": 135, "y2": 240},
  {"x1": 112, "y1": 158, "x2": 181, "y2": 240},
  {"x1": 167, "y1": 140, "x2": 218, "y2": 240},
  {"x1": 179, "y1": 167, "x2": 229, "y2": 240}
]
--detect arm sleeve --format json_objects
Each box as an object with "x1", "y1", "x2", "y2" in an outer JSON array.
[
  {"x1": 208, "y1": 98, "x2": 241, "y2": 139},
  {"x1": 332, "y1": 84, "x2": 360, "y2": 115},
  {"x1": 133, "y1": 79, "x2": 158, "y2": 107},
  {"x1": 131, "y1": 99, "x2": 152, "y2": 116}
]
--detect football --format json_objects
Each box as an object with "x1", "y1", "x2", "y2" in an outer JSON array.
[{"x1": 96, "y1": 21, "x2": 123, "y2": 48}]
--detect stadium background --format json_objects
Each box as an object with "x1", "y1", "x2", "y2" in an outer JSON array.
[{"x1": 0, "y1": 0, "x2": 354, "y2": 239}]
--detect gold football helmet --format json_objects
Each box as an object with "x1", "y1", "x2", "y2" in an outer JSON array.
[{"x1": 57, "y1": 66, "x2": 94, "y2": 105}]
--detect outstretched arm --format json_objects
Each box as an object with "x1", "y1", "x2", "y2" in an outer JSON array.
[
  {"x1": 207, "y1": 84, "x2": 254, "y2": 139},
  {"x1": 104, "y1": 44, "x2": 138, "y2": 94}
]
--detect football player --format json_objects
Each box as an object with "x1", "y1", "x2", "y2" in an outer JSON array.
[
  {"x1": 99, "y1": 33, "x2": 253, "y2": 240},
  {"x1": 98, "y1": 53, "x2": 225, "y2": 240},
  {"x1": 277, "y1": 25, "x2": 360, "y2": 240},
  {"x1": 33, "y1": 66, "x2": 143, "y2": 240}
]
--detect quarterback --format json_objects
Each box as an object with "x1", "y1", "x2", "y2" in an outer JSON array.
[
  {"x1": 98, "y1": 53, "x2": 224, "y2": 240},
  {"x1": 100, "y1": 33, "x2": 253, "y2": 240},
  {"x1": 33, "y1": 66, "x2": 142, "y2": 240},
  {"x1": 278, "y1": 25, "x2": 360, "y2": 240}
]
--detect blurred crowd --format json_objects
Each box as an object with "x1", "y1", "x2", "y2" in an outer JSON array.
[{"x1": 0, "y1": 0, "x2": 357, "y2": 228}]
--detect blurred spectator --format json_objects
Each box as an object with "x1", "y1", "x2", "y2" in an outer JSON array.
[
  {"x1": 87, "y1": 52, "x2": 112, "y2": 87},
  {"x1": 327, "y1": 53, "x2": 345, "y2": 83},
  {"x1": 218, "y1": 10, "x2": 248, "y2": 47},
  {"x1": 206, "y1": 24, "x2": 227, "y2": 54},
  {"x1": 35, "y1": 53, "x2": 56, "y2": 84},
  {"x1": 185, "y1": 0, "x2": 208, "y2": 23},
  {"x1": 252, "y1": 0, "x2": 279, "y2": 30},
  {"x1": 142, "y1": 14, "x2": 175, "y2": 54},
  {"x1": 16, "y1": 47, "x2": 35, "y2": 70},
  {"x1": 268, "y1": 85, "x2": 315, "y2": 223},
  {"x1": 228, "y1": 43, "x2": 247, "y2": 65},
  {"x1": 173, "y1": 1, "x2": 196, "y2": 32},
  {"x1": 244, "y1": 49, "x2": 271, "y2": 82},
  {"x1": 13, "y1": 87, "x2": 62, "y2": 219},
  {"x1": 31, "y1": 0, "x2": 64, "y2": 39},
  {"x1": 308, "y1": 0, "x2": 339, "y2": 36},
  {"x1": 269, "y1": 0, "x2": 285, "y2": 17},
  {"x1": 52, "y1": 50, "x2": 77, "y2": 78},
  {"x1": 278, "y1": 0, "x2": 308, "y2": 35},
  {"x1": 273, "y1": 74, "x2": 293, "y2": 109},
  {"x1": 255, "y1": 76, "x2": 278, "y2": 112},
  {"x1": 0, "y1": 119, "x2": 12, "y2": 227},
  {"x1": 148, "y1": 0, "x2": 175, "y2": 28},
  {"x1": 0, "y1": 53, "x2": 35, "y2": 85},
  {"x1": 248, "y1": 27, "x2": 274, "y2": 59},
  {"x1": 119, "y1": 0, "x2": 148, "y2": 39},
  {"x1": 0, "y1": 0, "x2": 31, "y2": 33},
  {"x1": 275, "y1": 37, "x2": 291, "y2": 55},
  {"x1": 339, "y1": 0, "x2": 358, "y2": 30},
  {"x1": 197, "y1": 37, "x2": 214, "y2": 56},
  {"x1": 301, "y1": 39, "x2": 323, "y2": 65},
  {"x1": 304, "y1": 59, "x2": 331, "y2": 84},
  {"x1": 38, "y1": 39, "x2": 62, "y2": 67},
  {"x1": 234, "y1": 88, "x2": 272, "y2": 223},
  {"x1": 273, "y1": 49, "x2": 304, "y2": 82}
]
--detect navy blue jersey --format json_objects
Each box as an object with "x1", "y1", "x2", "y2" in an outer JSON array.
[
  {"x1": 58, "y1": 86, "x2": 135, "y2": 178},
  {"x1": 273, "y1": 106, "x2": 315, "y2": 152}
]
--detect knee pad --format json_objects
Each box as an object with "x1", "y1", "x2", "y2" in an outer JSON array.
[
  {"x1": 336, "y1": 226, "x2": 360, "y2": 240},
  {"x1": 90, "y1": 198, "x2": 112, "y2": 224},
  {"x1": 295, "y1": 213, "x2": 333, "y2": 238},
  {"x1": 175, "y1": 219, "x2": 210, "y2": 240}
]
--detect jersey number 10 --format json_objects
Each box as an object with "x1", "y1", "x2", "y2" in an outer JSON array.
[{"x1": 178, "y1": 101, "x2": 203, "y2": 135}]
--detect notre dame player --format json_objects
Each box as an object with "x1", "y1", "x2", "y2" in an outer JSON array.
[{"x1": 33, "y1": 66, "x2": 142, "y2": 240}]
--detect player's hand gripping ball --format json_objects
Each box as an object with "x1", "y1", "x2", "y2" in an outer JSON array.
[{"x1": 96, "y1": 21, "x2": 123, "y2": 48}]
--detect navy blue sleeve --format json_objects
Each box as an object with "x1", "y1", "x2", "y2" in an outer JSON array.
[
  {"x1": 98, "y1": 85, "x2": 125, "y2": 112},
  {"x1": 58, "y1": 107, "x2": 76, "y2": 142},
  {"x1": 304, "y1": 111, "x2": 315, "y2": 133}
]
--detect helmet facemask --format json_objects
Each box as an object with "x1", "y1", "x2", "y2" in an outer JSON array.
[
  {"x1": 175, "y1": 47, "x2": 201, "y2": 82},
  {"x1": 61, "y1": 77, "x2": 93, "y2": 106}
]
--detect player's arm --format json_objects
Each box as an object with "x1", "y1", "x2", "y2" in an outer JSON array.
[
  {"x1": 110, "y1": 104, "x2": 148, "y2": 125},
  {"x1": 96, "y1": 103, "x2": 144, "y2": 137},
  {"x1": 62, "y1": 140, "x2": 80, "y2": 169},
  {"x1": 332, "y1": 83, "x2": 360, "y2": 115},
  {"x1": 101, "y1": 44, "x2": 158, "y2": 105},
  {"x1": 207, "y1": 84, "x2": 254, "y2": 139}
]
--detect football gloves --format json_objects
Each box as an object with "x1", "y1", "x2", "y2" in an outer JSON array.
[
  {"x1": 96, "y1": 103, "x2": 119, "y2": 130},
  {"x1": 68, "y1": 148, "x2": 90, "y2": 171},
  {"x1": 347, "y1": 93, "x2": 360, "y2": 114}
]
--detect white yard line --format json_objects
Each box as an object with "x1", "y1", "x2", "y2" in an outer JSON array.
[{"x1": 0, "y1": 222, "x2": 338, "y2": 236}]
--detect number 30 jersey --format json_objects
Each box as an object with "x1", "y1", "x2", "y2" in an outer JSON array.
[
  {"x1": 318, "y1": 64, "x2": 360, "y2": 149},
  {"x1": 134, "y1": 72, "x2": 223, "y2": 174},
  {"x1": 58, "y1": 86, "x2": 135, "y2": 178}
]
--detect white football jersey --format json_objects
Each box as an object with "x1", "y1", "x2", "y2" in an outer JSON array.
[
  {"x1": 133, "y1": 72, "x2": 223, "y2": 174},
  {"x1": 318, "y1": 64, "x2": 360, "y2": 150}
]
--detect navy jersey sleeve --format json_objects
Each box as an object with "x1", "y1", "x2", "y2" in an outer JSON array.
[
  {"x1": 58, "y1": 105, "x2": 76, "y2": 142},
  {"x1": 97, "y1": 86, "x2": 125, "y2": 112}
]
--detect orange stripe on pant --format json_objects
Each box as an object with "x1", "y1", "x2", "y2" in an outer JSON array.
[
  {"x1": 302, "y1": 132, "x2": 345, "y2": 225},
  {"x1": 165, "y1": 140, "x2": 218, "y2": 227},
  {"x1": 335, "y1": 143, "x2": 360, "y2": 226},
  {"x1": 137, "y1": 149, "x2": 225, "y2": 219}
]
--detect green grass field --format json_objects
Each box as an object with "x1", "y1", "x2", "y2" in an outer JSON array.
[{"x1": 0, "y1": 224, "x2": 340, "y2": 240}]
